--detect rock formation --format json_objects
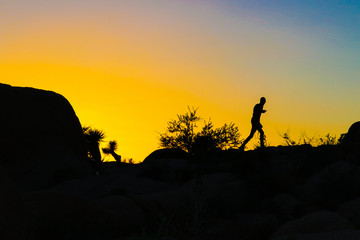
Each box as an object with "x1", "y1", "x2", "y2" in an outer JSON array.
[{"x1": 0, "y1": 83, "x2": 94, "y2": 190}]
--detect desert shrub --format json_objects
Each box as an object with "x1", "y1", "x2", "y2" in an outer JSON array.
[
  {"x1": 279, "y1": 130, "x2": 315, "y2": 146},
  {"x1": 123, "y1": 158, "x2": 135, "y2": 164},
  {"x1": 317, "y1": 133, "x2": 339, "y2": 146},
  {"x1": 279, "y1": 130, "x2": 297, "y2": 146},
  {"x1": 159, "y1": 107, "x2": 242, "y2": 153},
  {"x1": 280, "y1": 130, "x2": 342, "y2": 147}
]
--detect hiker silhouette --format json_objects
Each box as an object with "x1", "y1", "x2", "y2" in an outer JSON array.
[{"x1": 240, "y1": 97, "x2": 267, "y2": 149}]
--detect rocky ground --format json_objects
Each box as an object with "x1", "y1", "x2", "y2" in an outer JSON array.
[
  {"x1": 2, "y1": 144, "x2": 360, "y2": 240},
  {"x1": 1, "y1": 83, "x2": 360, "y2": 240}
]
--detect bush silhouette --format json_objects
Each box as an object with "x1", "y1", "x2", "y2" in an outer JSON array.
[
  {"x1": 280, "y1": 130, "x2": 343, "y2": 147},
  {"x1": 159, "y1": 107, "x2": 242, "y2": 153}
]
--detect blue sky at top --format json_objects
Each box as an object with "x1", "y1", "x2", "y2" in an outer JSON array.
[{"x1": 222, "y1": 0, "x2": 360, "y2": 42}]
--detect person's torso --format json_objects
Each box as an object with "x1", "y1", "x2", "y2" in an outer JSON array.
[{"x1": 252, "y1": 103, "x2": 262, "y2": 122}]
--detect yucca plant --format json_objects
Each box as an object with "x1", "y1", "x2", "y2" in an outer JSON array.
[
  {"x1": 102, "y1": 140, "x2": 122, "y2": 164},
  {"x1": 82, "y1": 126, "x2": 106, "y2": 167}
]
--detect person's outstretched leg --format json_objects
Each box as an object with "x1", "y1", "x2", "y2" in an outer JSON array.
[{"x1": 240, "y1": 127, "x2": 256, "y2": 150}]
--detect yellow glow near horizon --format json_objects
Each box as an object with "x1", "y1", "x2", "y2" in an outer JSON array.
[
  {"x1": 0, "y1": 62, "x2": 249, "y2": 162},
  {"x1": 0, "y1": 61, "x2": 350, "y2": 162},
  {"x1": 1, "y1": 1, "x2": 357, "y2": 162}
]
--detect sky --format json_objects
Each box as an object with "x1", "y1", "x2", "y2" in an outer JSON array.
[{"x1": 1, "y1": 0, "x2": 359, "y2": 162}]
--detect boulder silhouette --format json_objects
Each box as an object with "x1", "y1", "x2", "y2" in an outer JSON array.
[
  {"x1": 0, "y1": 166, "x2": 27, "y2": 240},
  {"x1": 344, "y1": 122, "x2": 360, "y2": 141},
  {"x1": 338, "y1": 197, "x2": 360, "y2": 227},
  {"x1": 0, "y1": 84, "x2": 94, "y2": 190},
  {"x1": 26, "y1": 191, "x2": 140, "y2": 240},
  {"x1": 197, "y1": 173, "x2": 248, "y2": 217},
  {"x1": 342, "y1": 121, "x2": 360, "y2": 152},
  {"x1": 142, "y1": 148, "x2": 188, "y2": 163},
  {"x1": 141, "y1": 148, "x2": 190, "y2": 182},
  {"x1": 296, "y1": 161, "x2": 360, "y2": 208},
  {"x1": 235, "y1": 213, "x2": 279, "y2": 239},
  {"x1": 264, "y1": 194, "x2": 304, "y2": 222},
  {"x1": 271, "y1": 211, "x2": 353, "y2": 238}
]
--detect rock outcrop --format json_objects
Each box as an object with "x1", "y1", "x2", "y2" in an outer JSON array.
[
  {"x1": 0, "y1": 84, "x2": 94, "y2": 190},
  {"x1": 344, "y1": 122, "x2": 360, "y2": 143},
  {"x1": 342, "y1": 121, "x2": 360, "y2": 153}
]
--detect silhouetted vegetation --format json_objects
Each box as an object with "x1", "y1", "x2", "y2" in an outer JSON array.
[
  {"x1": 318, "y1": 133, "x2": 340, "y2": 146},
  {"x1": 102, "y1": 140, "x2": 122, "y2": 164},
  {"x1": 159, "y1": 107, "x2": 242, "y2": 153},
  {"x1": 82, "y1": 126, "x2": 106, "y2": 168},
  {"x1": 280, "y1": 130, "x2": 344, "y2": 147},
  {"x1": 82, "y1": 127, "x2": 133, "y2": 166}
]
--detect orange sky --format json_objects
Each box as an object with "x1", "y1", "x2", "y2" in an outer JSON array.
[{"x1": 1, "y1": 1, "x2": 358, "y2": 162}]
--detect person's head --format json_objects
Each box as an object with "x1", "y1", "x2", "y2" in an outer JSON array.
[{"x1": 260, "y1": 97, "x2": 266, "y2": 105}]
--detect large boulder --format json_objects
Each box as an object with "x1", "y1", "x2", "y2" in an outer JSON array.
[
  {"x1": 25, "y1": 191, "x2": 140, "y2": 240},
  {"x1": 0, "y1": 167, "x2": 27, "y2": 240},
  {"x1": 338, "y1": 197, "x2": 360, "y2": 228},
  {"x1": 342, "y1": 122, "x2": 360, "y2": 153},
  {"x1": 0, "y1": 84, "x2": 94, "y2": 190},
  {"x1": 183, "y1": 173, "x2": 248, "y2": 218},
  {"x1": 142, "y1": 148, "x2": 188, "y2": 163},
  {"x1": 235, "y1": 213, "x2": 279, "y2": 239},
  {"x1": 343, "y1": 122, "x2": 360, "y2": 143},
  {"x1": 261, "y1": 194, "x2": 304, "y2": 222},
  {"x1": 203, "y1": 178, "x2": 248, "y2": 218},
  {"x1": 271, "y1": 211, "x2": 353, "y2": 238},
  {"x1": 140, "y1": 148, "x2": 192, "y2": 182},
  {"x1": 139, "y1": 157, "x2": 191, "y2": 182},
  {"x1": 295, "y1": 161, "x2": 360, "y2": 208},
  {"x1": 50, "y1": 174, "x2": 175, "y2": 198}
]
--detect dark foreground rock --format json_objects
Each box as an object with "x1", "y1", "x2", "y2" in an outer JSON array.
[{"x1": 271, "y1": 211, "x2": 353, "y2": 238}]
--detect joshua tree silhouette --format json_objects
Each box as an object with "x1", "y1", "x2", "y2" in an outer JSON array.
[
  {"x1": 102, "y1": 140, "x2": 122, "y2": 164},
  {"x1": 82, "y1": 126, "x2": 106, "y2": 169}
]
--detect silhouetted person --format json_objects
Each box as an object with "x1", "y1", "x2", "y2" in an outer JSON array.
[{"x1": 240, "y1": 97, "x2": 267, "y2": 150}]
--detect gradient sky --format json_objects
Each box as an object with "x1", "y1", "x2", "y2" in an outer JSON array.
[{"x1": 1, "y1": 0, "x2": 359, "y2": 162}]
